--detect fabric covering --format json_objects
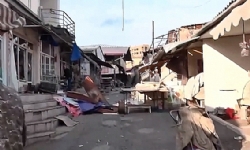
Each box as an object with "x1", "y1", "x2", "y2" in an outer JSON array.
[
  {"x1": 78, "y1": 100, "x2": 104, "y2": 112},
  {"x1": 184, "y1": 72, "x2": 204, "y2": 100},
  {"x1": 71, "y1": 43, "x2": 82, "y2": 61},
  {"x1": 0, "y1": 3, "x2": 26, "y2": 31},
  {"x1": 176, "y1": 106, "x2": 222, "y2": 150},
  {"x1": 0, "y1": 84, "x2": 26, "y2": 149}
]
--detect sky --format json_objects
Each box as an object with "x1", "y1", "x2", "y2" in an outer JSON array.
[{"x1": 60, "y1": 0, "x2": 231, "y2": 47}]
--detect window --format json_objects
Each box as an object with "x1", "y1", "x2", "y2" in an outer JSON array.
[
  {"x1": 13, "y1": 36, "x2": 33, "y2": 82},
  {"x1": 40, "y1": 41, "x2": 56, "y2": 83}
]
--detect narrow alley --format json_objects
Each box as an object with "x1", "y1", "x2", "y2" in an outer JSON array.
[{"x1": 24, "y1": 92, "x2": 250, "y2": 150}]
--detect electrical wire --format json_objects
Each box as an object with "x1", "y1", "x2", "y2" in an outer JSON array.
[{"x1": 176, "y1": 0, "x2": 213, "y2": 9}]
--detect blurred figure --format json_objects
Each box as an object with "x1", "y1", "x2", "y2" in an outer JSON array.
[
  {"x1": 64, "y1": 64, "x2": 72, "y2": 91},
  {"x1": 152, "y1": 68, "x2": 160, "y2": 82}
]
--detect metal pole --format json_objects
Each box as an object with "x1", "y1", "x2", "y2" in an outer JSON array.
[
  {"x1": 152, "y1": 21, "x2": 154, "y2": 55},
  {"x1": 122, "y1": 0, "x2": 124, "y2": 31}
]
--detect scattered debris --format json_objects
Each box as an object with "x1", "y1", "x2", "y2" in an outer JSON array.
[
  {"x1": 79, "y1": 145, "x2": 83, "y2": 147},
  {"x1": 55, "y1": 115, "x2": 78, "y2": 127},
  {"x1": 234, "y1": 136, "x2": 243, "y2": 140}
]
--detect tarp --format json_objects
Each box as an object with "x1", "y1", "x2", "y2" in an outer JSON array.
[
  {"x1": 78, "y1": 100, "x2": 104, "y2": 112},
  {"x1": 71, "y1": 43, "x2": 82, "y2": 61}
]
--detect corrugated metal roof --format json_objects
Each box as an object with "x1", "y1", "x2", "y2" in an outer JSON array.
[
  {"x1": 101, "y1": 46, "x2": 129, "y2": 55},
  {"x1": 215, "y1": 0, "x2": 237, "y2": 18},
  {"x1": 80, "y1": 46, "x2": 100, "y2": 51},
  {"x1": 193, "y1": 0, "x2": 246, "y2": 37}
]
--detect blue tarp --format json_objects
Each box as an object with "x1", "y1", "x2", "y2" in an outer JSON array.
[
  {"x1": 63, "y1": 97, "x2": 79, "y2": 106},
  {"x1": 78, "y1": 100, "x2": 104, "y2": 112},
  {"x1": 71, "y1": 43, "x2": 82, "y2": 61}
]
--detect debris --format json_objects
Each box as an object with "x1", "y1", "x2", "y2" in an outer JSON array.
[
  {"x1": 79, "y1": 145, "x2": 83, "y2": 147},
  {"x1": 234, "y1": 136, "x2": 243, "y2": 140},
  {"x1": 55, "y1": 115, "x2": 78, "y2": 127}
]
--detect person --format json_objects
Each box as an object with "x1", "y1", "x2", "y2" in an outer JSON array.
[
  {"x1": 64, "y1": 65, "x2": 72, "y2": 91},
  {"x1": 153, "y1": 68, "x2": 160, "y2": 82}
]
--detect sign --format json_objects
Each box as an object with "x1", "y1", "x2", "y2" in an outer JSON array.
[{"x1": 80, "y1": 60, "x2": 90, "y2": 75}]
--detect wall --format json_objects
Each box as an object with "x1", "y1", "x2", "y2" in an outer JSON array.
[
  {"x1": 96, "y1": 47, "x2": 105, "y2": 61},
  {"x1": 40, "y1": 0, "x2": 60, "y2": 9},
  {"x1": 101, "y1": 65, "x2": 118, "y2": 75},
  {"x1": 20, "y1": 0, "x2": 40, "y2": 15},
  {"x1": 130, "y1": 44, "x2": 149, "y2": 66},
  {"x1": 187, "y1": 47, "x2": 203, "y2": 77},
  {"x1": 203, "y1": 35, "x2": 250, "y2": 111}
]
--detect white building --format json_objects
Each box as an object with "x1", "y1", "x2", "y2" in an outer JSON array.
[{"x1": 0, "y1": 0, "x2": 75, "y2": 92}]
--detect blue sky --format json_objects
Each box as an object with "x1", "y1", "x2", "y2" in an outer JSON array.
[{"x1": 60, "y1": 0, "x2": 230, "y2": 46}]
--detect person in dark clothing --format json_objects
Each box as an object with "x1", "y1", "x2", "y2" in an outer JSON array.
[{"x1": 64, "y1": 65, "x2": 72, "y2": 91}]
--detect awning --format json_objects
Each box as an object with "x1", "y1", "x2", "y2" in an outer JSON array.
[
  {"x1": 82, "y1": 53, "x2": 100, "y2": 69},
  {"x1": 210, "y1": 0, "x2": 250, "y2": 40},
  {"x1": 151, "y1": 37, "x2": 200, "y2": 63},
  {"x1": 86, "y1": 53, "x2": 113, "y2": 68},
  {"x1": 0, "y1": 3, "x2": 26, "y2": 31}
]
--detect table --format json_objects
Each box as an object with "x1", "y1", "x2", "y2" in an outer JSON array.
[{"x1": 121, "y1": 87, "x2": 169, "y2": 110}]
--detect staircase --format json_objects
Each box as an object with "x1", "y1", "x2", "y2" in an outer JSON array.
[{"x1": 21, "y1": 94, "x2": 67, "y2": 145}]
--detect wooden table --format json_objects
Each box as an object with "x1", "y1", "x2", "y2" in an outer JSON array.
[
  {"x1": 139, "y1": 88, "x2": 168, "y2": 110},
  {"x1": 121, "y1": 87, "x2": 169, "y2": 110}
]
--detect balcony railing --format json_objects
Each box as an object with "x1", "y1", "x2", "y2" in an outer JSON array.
[{"x1": 41, "y1": 9, "x2": 75, "y2": 37}]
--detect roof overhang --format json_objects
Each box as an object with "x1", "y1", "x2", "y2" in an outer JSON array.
[
  {"x1": 193, "y1": 0, "x2": 247, "y2": 38},
  {"x1": 151, "y1": 37, "x2": 200, "y2": 63},
  {"x1": 209, "y1": 0, "x2": 250, "y2": 40},
  {"x1": 85, "y1": 53, "x2": 113, "y2": 68}
]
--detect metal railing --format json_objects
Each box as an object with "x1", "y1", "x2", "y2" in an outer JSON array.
[{"x1": 41, "y1": 8, "x2": 75, "y2": 36}]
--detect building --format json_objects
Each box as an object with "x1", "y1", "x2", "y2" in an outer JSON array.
[
  {"x1": 166, "y1": 23, "x2": 205, "y2": 44},
  {"x1": 128, "y1": 44, "x2": 149, "y2": 68},
  {"x1": 80, "y1": 46, "x2": 106, "y2": 84},
  {"x1": 0, "y1": 0, "x2": 76, "y2": 92},
  {"x1": 194, "y1": 0, "x2": 250, "y2": 116},
  {"x1": 101, "y1": 45, "x2": 130, "y2": 75}
]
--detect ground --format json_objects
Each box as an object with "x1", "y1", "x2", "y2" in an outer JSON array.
[{"x1": 25, "y1": 92, "x2": 250, "y2": 150}]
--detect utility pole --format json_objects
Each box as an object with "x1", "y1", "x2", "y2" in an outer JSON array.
[
  {"x1": 152, "y1": 21, "x2": 154, "y2": 54},
  {"x1": 122, "y1": 0, "x2": 124, "y2": 31}
]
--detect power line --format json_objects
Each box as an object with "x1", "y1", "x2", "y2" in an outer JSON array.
[{"x1": 172, "y1": 0, "x2": 213, "y2": 9}]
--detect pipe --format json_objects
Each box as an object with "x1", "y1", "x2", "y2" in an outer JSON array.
[{"x1": 23, "y1": 25, "x2": 42, "y2": 28}]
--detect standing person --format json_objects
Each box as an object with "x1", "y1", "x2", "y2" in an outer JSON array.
[
  {"x1": 153, "y1": 68, "x2": 160, "y2": 82},
  {"x1": 64, "y1": 65, "x2": 72, "y2": 91}
]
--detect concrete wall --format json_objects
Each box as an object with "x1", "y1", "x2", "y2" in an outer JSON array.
[
  {"x1": 130, "y1": 44, "x2": 149, "y2": 66},
  {"x1": 40, "y1": 0, "x2": 60, "y2": 9},
  {"x1": 20, "y1": 0, "x2": 40, "y2": 15},
  {"x1": 203, "y1": 35, "x2": 250, "y2": 111}
]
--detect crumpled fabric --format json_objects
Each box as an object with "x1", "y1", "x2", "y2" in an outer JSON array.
[
  {"x1": 0, "y1": 84, "x2": 26, "y2": 150},
  {"x1": 184, "y1": 72, "x2": 204, "y2": 100},
  {"x1": 176, "y1": 106, "x2": 221, "y2": 150}
]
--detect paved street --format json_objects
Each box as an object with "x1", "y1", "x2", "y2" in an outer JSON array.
[{"x1": 25, "y1": 92, "x2": 250, "y2": 150}]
